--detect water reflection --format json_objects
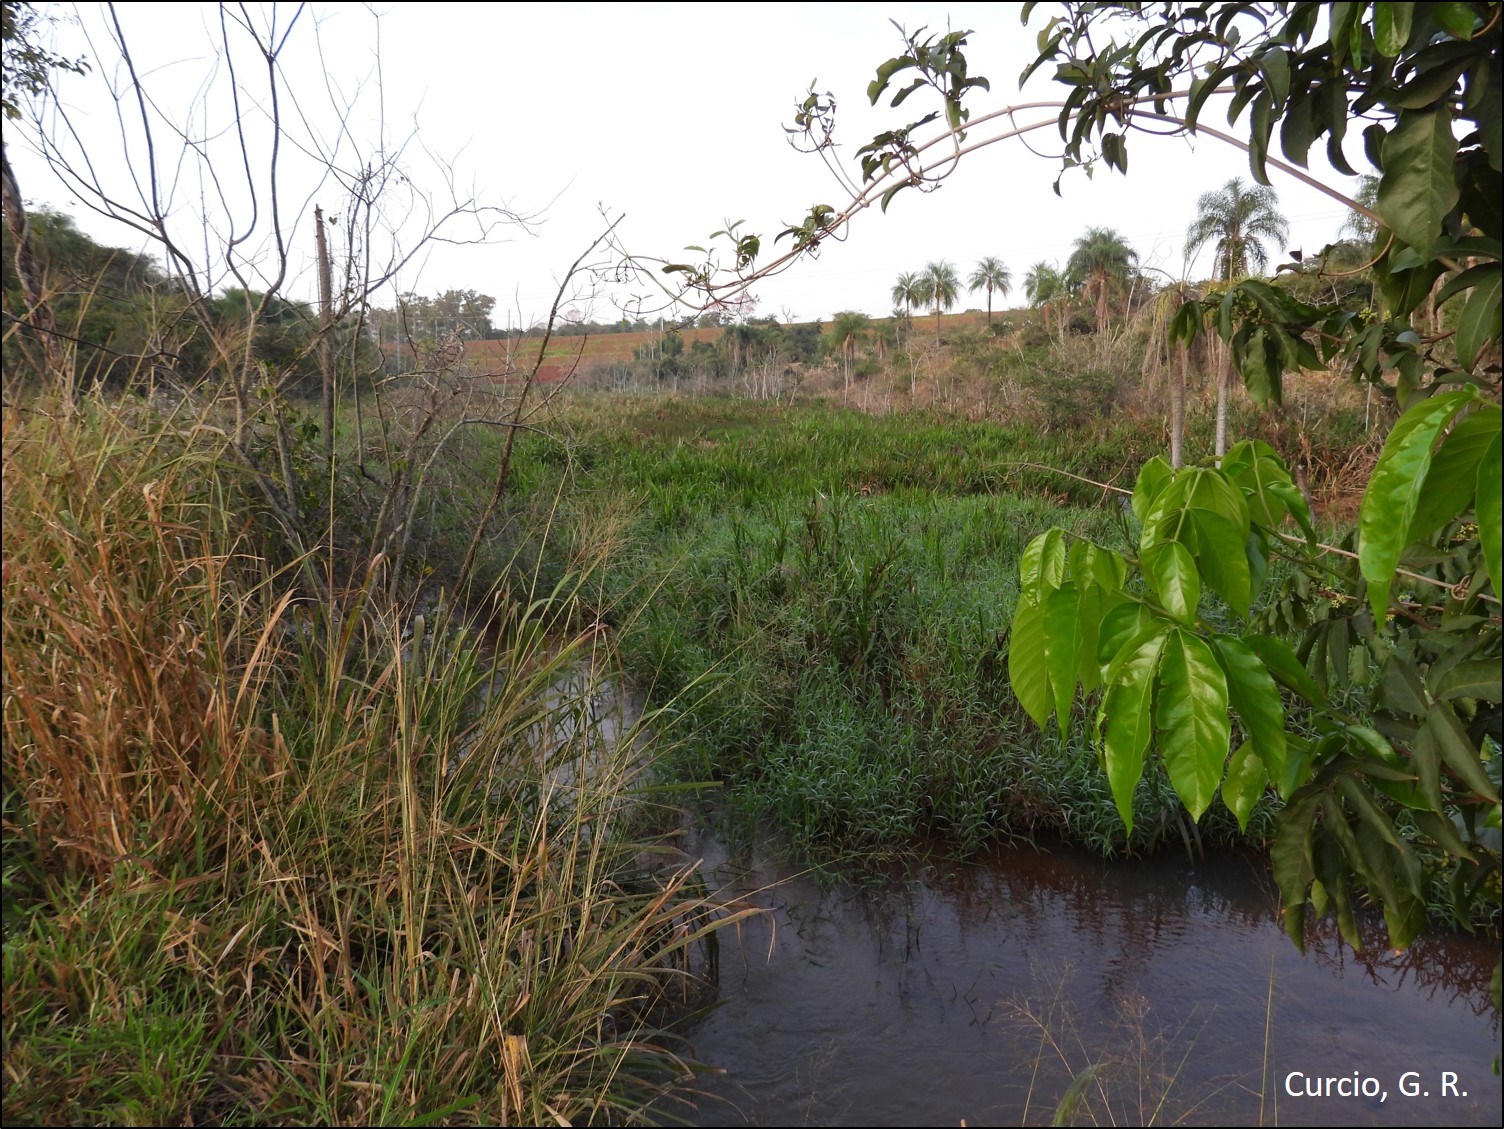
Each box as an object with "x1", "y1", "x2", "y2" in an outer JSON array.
[{"x1": 675, "y1": 837, "x2": 1500, "y2": 1127}]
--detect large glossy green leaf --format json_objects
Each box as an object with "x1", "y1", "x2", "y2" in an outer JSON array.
[
  {"x1": 1222, "y1": 741, "x2": 1269, "y2": 832},
  {"x1": 1097, "y1": 601, "x2": 1154, "y2": 666},
  {"x1": 1044, "y1": 583, "x2": 1082, "y2": 737},
  {"x1": 1454, "y1": 263, "x2": 1501, "y2": 371},
  {"x1": 1375, "y1": 108, "x2": 1459, "y2": 257},
  {"x1": 1223, "y1": 439, "x2": 1297, "y2": 529},
  {"x1": 1480, "y1": 430, "x2": 1502, "y2": 596},
  {"x1": 1189, "y1": 510, "x2": 1254, "y2": 617},
  {"x1": 1008, "y1": 596, "x2": 1053, "y2": 730},
  {"x1": 1099, "y1": 626, "x2": 1170, "y2": 831},
  {"x1": 1131, "y1": 457, "x2": 1173, "y2": 523},
  {"x1": 1143, "y1": 541, "x2": 1200, "y2": 624},
  {"x1": 1021, "y1": 528, "x2": 1068, "y2": 597},
  {"x1": 1155, "y1": 630, "x2": 1230, "y2": 821},
  {"x1": 1359, "y1": 389, "x2": 1474, "y2": 618},
  {"x1": 1404, "y1": 405, "x2": 1500, "y2": 542},
  {"x1": 1212, "y1": 634, "x2": 1289, "y2": 793}
]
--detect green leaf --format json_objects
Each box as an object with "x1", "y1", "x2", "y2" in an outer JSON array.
[
  {"x1": 1430, "y1": 2, "x2": 1477, "y2": 39},
  {"x1": 1373, "y1": 2, "x2": 1414, "y2": 57},
  {"x1": 1213, "y1": 634, "x2": 1289, "y2": 794},
  {"x1": 1098, "y1": 601, "x2": 1154, "y2": 665},
  {"x1": 1189, "y1": 510, "x2": 1254, "y2": 618},
  {"x1": 1155, "y1": 630, "x2": 1230, "y2": 821},
  {"x1": 1267, "y1": 481, "x2": 1316, "y2": 541},
  {"x1": 1044, "y1": 583, "x2": 1083, "y2": 737},
  {"x1": 1336, "y1": 775, "x2": 1403, "y2": 850},
  {"x1": 1099, "y1": 626, "x2": 1171, "y2": 832},
  {"x1": 1143, "y1": 541, "x2": 1200, "y2": 624},
  {"x1": 1246, "y1": 634, "x2": 1326, "y2": 706},
  {"x1": 1404, "y1": 405, "x2": 1500, "y2": 542},
  {"x1": 1411, "y1": 717, "x2": 1445, "y2": 810},
  {"x1": 1271, "y1": 791, "x2": 1322, "y2": 950},
  {"x1": 1433, "y1": 659, "x2": 1504, "y2": 703},
  {"x1": 1375, "y1": 109, "x2": 1459, "y2": 257},
  {"x1": 1359, "y1": 389, "x2": 1475, "y2": 618},
  {"x1": 1480, "y1": 431, "x2": 1502, "y2": 597},
  {"x1": 1131, "y1": 456, "x2": 1173, "y2": 523},
  {"x1": 1454, "y1": 264, "x2": 1502, "y2": 371},
  {"x1": 1222, "y1": 741, "x2": 1269, "y2": 832},
  {"x1": 1021, "y1": 528, "x2": 1069, "y2": 598},
  {"x1": 1427, "y1": 700, "x2": 1502, "y2": 803},
  {"x1": 1409, "y1": 808, "x2": 1475, "y2": 861},
  {"x1": 1008, "y1": 596, "x2": 1053, "y2": 730},
  {"x1": 1379, "y1": 655, "x2": 1430, "y2": 718}
]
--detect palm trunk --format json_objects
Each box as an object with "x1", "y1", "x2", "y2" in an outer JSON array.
[
  {"x1": 1171, "y1": 341, "x2": 1188, "y2": 468},
  {"x1": 1214, "y1": 341, "x2": 1230, "y2": 459}
]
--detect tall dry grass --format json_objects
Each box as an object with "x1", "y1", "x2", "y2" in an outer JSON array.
[{"x1": 2, "y1": 394, "x2": 748, "y2": 1125}]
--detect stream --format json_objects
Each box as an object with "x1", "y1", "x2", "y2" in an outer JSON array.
[
  {"x1": 558, "y1": 665, "x2": 1501, "y2": 1126},
  {"x1": 668, "y1": 835, "x2": 1501, "y2": 1126}
]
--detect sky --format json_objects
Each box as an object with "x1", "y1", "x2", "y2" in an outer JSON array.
[{"x1": 9, "y1": 2, "x2": 1372, "y2": 329}]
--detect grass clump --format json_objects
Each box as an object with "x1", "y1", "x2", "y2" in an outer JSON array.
[
  {"x1": 504, "y1": 396, "x2": 1281, "y2": 863},
  {"x1": 2, "y1": 395, "x2": 749, "y2": 1125}
]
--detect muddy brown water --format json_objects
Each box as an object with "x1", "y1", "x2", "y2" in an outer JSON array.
[{"x1": 668, "y1": 833, "x2": 1501, "y2": 1127}]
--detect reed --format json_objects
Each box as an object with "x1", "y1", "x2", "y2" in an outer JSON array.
[{"x1": 2, "y1": 393, "x2": 751, "y2": 1125}]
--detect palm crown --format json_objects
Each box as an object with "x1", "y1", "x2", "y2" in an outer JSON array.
[
  {"x1": 1186, "y1": 177, "x2": 1289, "y2": 282},
  {"x1": 968, "y1": 257, "x2": 1012, "y2": 325},
  {"x1": 1066, "y1": 227, "x2": 1138, "y2": 330}
]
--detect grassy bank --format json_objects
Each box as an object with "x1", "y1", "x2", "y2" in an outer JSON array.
[
  {"x1": 505, "y1": 396, "x2": 1375, "y2": 861},
  {"x1": 1, "y1": 396, "x2": 747, "y2": 1125}
]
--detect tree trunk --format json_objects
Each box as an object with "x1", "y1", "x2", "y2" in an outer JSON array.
[
  {"x1": 1214, "y1": 341, "x2": 1230, "y2": 459},
  {"x1": 1171, "y1": 340, "x2": 1187, "y2": 468}
]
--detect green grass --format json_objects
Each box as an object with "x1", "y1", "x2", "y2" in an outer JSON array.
[
  {"x1": 2, "y1": 393, "x2": 752, "y2": 1125},
  {"x1": 502, "y1": 396, "x2": 1287, "y2": 862}
]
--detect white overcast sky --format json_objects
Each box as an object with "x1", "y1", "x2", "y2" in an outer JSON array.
[{"x1": 10, "y1": 2, "x2": 1369, "y2": 327}]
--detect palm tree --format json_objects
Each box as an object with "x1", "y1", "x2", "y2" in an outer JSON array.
[
  {"x1": 1066, "y1": 227, "x2": 1138, "y2": 331},
  {"x1": 922, "y1": 260, "x2": 960, "y2": 342},
  {"x1": 890, "y1": 270, "x2": 926, "y2": 344},
  {"x1": 968, "y1": 256, "x2": 1012, "y2": 328},
  {"x1": 1186, "y1": 177, "x2": 1290, "y2": 283},
  {"x1": 1024, "y1": 261, "x2": 1063, "y2": 333},
  {"x1": 1185, "y1": 178, "x2": 1289, "y2": 456}
]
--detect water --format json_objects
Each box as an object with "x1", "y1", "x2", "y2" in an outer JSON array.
[
  {"x1": 544, "y1": 669, "x2": 1500, "y2": 1125},
  {"x1": 670, "y1": 836, "x2": 1501, "y2": 1127}
]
